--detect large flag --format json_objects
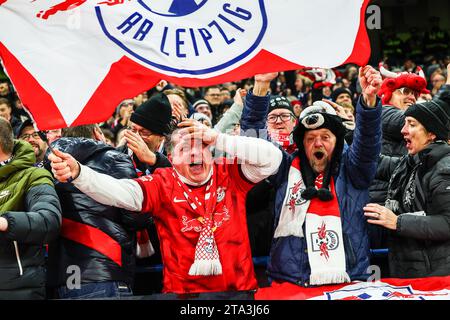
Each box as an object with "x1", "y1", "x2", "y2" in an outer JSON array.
[
  {"x1": 0, "y1": 0, "x2": 371, "y2": 130},
  {"x1": 255, "y1": 276, "x2": 450, "y2": 300}
]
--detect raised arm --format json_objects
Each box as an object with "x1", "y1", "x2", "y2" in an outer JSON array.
[
  {"x1": 241, "y1": 73, "x2": 278, "y2": 138},
  {"x1": 48, "y1": 149, "x2": 144, "y2": 211},
  {"x1": 344, "y1": 65, "x2": 383, "y2": 189}
]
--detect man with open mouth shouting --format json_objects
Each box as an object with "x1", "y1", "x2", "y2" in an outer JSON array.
[
  {"x1": 48, "y1": 117, "x2": 282, "y2": 295},
  {"x1": 266, "y1": 65, "x2": 383, "y2": 287}
]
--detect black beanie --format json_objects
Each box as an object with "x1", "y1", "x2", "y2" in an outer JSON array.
[
  {"x1": 130, "y1": 93, "x2": 172, "y2": 135},
  {"x1": 331, "y1": 87, "x2": 352, "y2": 103},
  {"x1": 404, "y1": 90, "x2": 450, "y2": 141},
  {"x1": 292, "y1": 101, "x2": 346, "y2": 201},
  {"x1": 269, "y1": 96, "x2": 294, "y2": 114}
]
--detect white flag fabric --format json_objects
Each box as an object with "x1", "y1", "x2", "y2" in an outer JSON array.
[{"x1": 0, "y1": 0, "x2": 371, "y2": 130}]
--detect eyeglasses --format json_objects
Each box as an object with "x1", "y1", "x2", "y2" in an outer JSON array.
[
  {"x1": 126, "y1": 126, "x2": 154, "y2": 139},
  {"x1": 267, "y1": 113, "x2": 293, "y2": 123},
  {"x1": 206, "y1": 93, "x2": 221, "y2": 97},
  {"x1": 19, "y1": 132, "x2": 41, "y2": 140},
  {"x1": 397, "y1": 87, "x2": 420, "y2": 98}
]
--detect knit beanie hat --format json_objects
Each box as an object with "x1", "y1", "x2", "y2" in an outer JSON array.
[
  {"x1": 269, "y1": 96, "x2": 294, "y2": 114},
  {"x1": 292, "y1": 101, "x2": 346, "y2": 201},
  {"x1": 331, "y1": 87, "x2": 352, "y2": 102},
  {"x1": 404, "y1": 89, "x2": 450, "y2": 141},
  {"x1": 192, "y1": 99, "x2": 211, "y2": 110},
  {"x1": 130, "y1": 93, "x2": 172, "y2": 135}
]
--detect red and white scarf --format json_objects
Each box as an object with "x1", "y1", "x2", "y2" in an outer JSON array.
[
  {"x1": 269, "y1": 131, "x2": 297, "y2": 154},
  {"x1": 172, "y1": 170, "x2": 223, "y2": 276},
  {"x1": 274, "y1": 157, "x2": 350, "y2": 285}
]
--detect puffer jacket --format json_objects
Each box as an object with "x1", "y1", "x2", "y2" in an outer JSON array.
[
  {"x1": 43, "y1": 138, "x2": 141, "y2": 289},
  {"x1": 267, "y1": 97, "x2": 382, "y2": 286},
  {"x1": 369, "y1": 105, "x2": 406, "y2": 205},
  {"x1": 387, "y1": 142, "x2": 450, "y2": 278},
  {"x1": 0, "y1": 140, "x2": 61, "y2": 299}
]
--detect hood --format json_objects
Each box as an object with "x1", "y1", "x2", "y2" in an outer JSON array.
[{"x1": 0, "y1": 140, "x2": 36, "y2": 181}]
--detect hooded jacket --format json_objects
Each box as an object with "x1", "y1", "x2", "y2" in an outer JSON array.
[{"x1": 0, "y1": 140, "x2": 61, "y2": 299}]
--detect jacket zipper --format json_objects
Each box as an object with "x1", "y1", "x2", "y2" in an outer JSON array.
[{"x1": 13, "y1": 241, "x2": 24, "y2": 276}]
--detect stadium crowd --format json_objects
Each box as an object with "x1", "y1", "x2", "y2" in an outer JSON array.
[{"x1": 0, "y1": 49, "x2": 450, "y2": 298}]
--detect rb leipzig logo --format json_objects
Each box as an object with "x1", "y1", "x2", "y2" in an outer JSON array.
[{"x1": 96, "y1": 0, "x2": 267, "y2": 76}]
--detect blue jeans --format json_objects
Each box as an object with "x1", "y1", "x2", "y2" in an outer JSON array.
[{"x1": 57, "y1": 281, "x2": 133, "y2": 299}]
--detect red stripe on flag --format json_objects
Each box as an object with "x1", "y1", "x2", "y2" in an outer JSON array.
[
  {"x1": 61, "y1": 218, "x2": 122, "y2": 267},
  {"x1": 341, "y1": 0, "x2": 372, "y2": 66},
  {"x1": 71, "y1": 56, "x2": 160, "y2": 127},
  {"x1": 0, "y1": 42, "x2": 66, "y2": 130}
]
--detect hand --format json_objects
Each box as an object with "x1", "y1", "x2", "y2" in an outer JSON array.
[
  {"x1": 48, "y1": 148, "x2": 80, "y2": 183},
  {"x1": 124, "y1": 130, "x2": 157, "y2": 165},
  {"x1": 171, "y1": 99, "x2": 187, "y2": 124},
  {"x1": 233, "y1": 88, "x2": 247, "y2": 106},
  {"x1": 255, "y1": 72, "x2": 278, "y2": 83},
  {"x1": 177, "y1": 119, "x2": 219, "y2": 146},
  {"x1": 253, "y1": 72, "x2": 278, "y2": 96},
  {"x1": 321, "y1": 99, "x2": 349, "y2": 120},
  {"x1": 359, "y1": 65, "x2": 382, "y2": 107},
  {"x1": 364, "y1": 203, "x2": 398, "y2": 230},
  {"x1": 0, "y1": 217, "x2": 8, "y2": 232}
]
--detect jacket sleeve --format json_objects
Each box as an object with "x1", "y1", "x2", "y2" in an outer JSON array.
[
  {"x1": 1, "y1": 184, "x2": 61, "y2": 244},
  {"x1": 396, "y1": 171, "x2": 450, "y2": 241},
  {"x1": 375, "y1": 154, "x2": 402, "y2": 182},
  {"x1": 344, "y1": 96, "x2": 382, "y2": 189},
  {"x1": 382, "y1": 106, "x2": 405, "y2": 142},
  {"x1": 240, "y1": 89, "x2": 270, "y2": 139},
  {"x1": 214, "y1": 102, "x2": 243, "y2": 133}
]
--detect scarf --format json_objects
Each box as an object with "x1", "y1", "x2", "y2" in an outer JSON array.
[
  {"x1": 269, "y1": 131, "x2": 296, "y2": 154},
  {"x1": 172, "y1": 169, "x2": 223, "y2": 276},
  {"x1": 274, "y1": 157, "x2": 350, "y2": 285}
]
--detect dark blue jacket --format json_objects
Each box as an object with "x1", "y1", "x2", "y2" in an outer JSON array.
[{"x1": 241, "y1": 92, "x2": 382, "y2": 286}]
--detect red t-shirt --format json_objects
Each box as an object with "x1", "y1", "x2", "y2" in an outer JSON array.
[{"x1": 134, "y1": 160, "x2": 258, "y2": 294}]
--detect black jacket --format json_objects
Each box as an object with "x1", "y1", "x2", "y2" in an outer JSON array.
[
  {"x1": 386, "y1": 142, "x2": 450, "y2": 278},
  {"x1": 44, "y1": 138, "x2": 141, "y2": 288},
  {"x1": 369, "y1": 105, "x2": 407, "y2": 205}
]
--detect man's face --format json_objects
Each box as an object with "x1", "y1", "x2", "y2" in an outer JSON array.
[
  {"x1": 303, "y1": 128, "x2": 336, "y2": 174},
  {"x1": 170, "y1": 132, "x2": 213, "y2": 184},
  {"x1": 195, "y1": 103, "x2": 212, "y2": 120},
  {"x1": 0, "y1": 103, "x2": 11, "y2": 121},
  {"x1": 220, "y1": 89, "x2": 231, "y2": 103},
  {"x1": 431, "y1": 74, "x2": 445, "y2": 89},
  {"x1": 46, "y1": 129, "x2": 61, "y2": 144},
  {"x1": 267, "y1": 109, "x2": 296, "y2": 134},
  {"x1": 19, "y1": 126, "x2": 47, "y2": 160},
  {"x1": 389, "y1": 87, "x2": 419, "y2": 110},
  {"x1": 336, "y1": 93, "x2": 352, "y2": 105},
  {"x1": 129, "y1": 122, "x2": 164, "y2": 152},
  {"x1": 119, "y1": 100, "x2": 134, "y2": 118},
  {"x1": 204, "y1": 88, "x2": 221, "y2": 106},
  {"x1": 0, "y1": 82, "x2": 10, "y2": 96}
]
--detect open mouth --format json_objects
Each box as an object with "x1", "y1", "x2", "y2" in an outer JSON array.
[
  {"x1": 404, "y1": 138, "x2": 412, "y2": 148},
  {"x1": 314, "y1": 151, "x2": 325, "y2": 160},
  {"x1": 189, "y1": 161, "x2": 203, "y2": 172}
]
